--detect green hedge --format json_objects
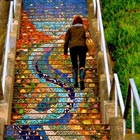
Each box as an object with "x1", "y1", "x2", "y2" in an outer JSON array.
[{"x1": 101, "y1": 0, "x2": 140, "y2": 133}]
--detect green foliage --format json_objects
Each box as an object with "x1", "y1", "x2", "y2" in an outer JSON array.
[{"x1": 101, "y1": 0, "x2": 140, "y2": 133}]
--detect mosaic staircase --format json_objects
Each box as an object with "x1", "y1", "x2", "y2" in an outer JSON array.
[{"x1": 4, "y1": 0, "x2": 110, "y2": 139}]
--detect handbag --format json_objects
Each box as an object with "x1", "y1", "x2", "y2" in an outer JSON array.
[{"x1": 85, "y1": 30, "x2": 95, "y2": 56}]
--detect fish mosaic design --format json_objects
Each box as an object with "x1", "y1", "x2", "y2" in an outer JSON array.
[{"x1": 4, "y1": 0, "x2": 110, "y2": 140}]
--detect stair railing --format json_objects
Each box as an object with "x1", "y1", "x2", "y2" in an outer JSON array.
[
  {"x1": 110, "y1": 73, "x2": 140, "y2": 136},
  {"x1": 93, "y1": 0, "x2": 111, "y2": 95},
  {"x1": 2, "y1": 1, "x2": 14, "y2": 95},
  {"x1": 124, "y1": 77, "x2": 140, "y2": 134},
  {"x1": 93, "y1": 0, "x2": 140, "y2": 137},
  {"x1": 1, "y1": 0, "x2": 19, "y2": 98}
]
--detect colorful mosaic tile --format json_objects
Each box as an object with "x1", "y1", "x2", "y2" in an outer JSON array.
[{"x1": 4, "y1": 0, "x2": 110, "y2": 140}]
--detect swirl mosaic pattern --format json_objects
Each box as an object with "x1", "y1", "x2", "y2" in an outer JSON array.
[{"x1": 4, "y1": 0, "x2": 110, "y2": 140}]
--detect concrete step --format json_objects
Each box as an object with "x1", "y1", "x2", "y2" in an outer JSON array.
[{"x1": 124, "y1": 134, "x2": 140, "y2": 140}]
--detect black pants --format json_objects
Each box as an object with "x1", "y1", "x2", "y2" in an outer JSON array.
[{"x1": 70, "y1": 46, "x2": 87, "y2": 69}]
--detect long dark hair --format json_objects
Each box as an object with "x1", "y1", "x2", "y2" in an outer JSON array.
[{"x1": 72, "y1": 15, "x2": 83, "y2": 25}]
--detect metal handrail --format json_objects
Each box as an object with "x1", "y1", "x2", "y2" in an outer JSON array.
[
  {"x1": 110, "y1": 74, "x2": 140, "y2": 135},
  {"x1": 2, "y1": 1, "x2": 14, "y2": 94},
  {"x1": 93, "y1": 0, "x2": 111, "y2": 96},
  {"x1": 123, "y1": 78, "x2": 140, "y2": 134},
  {"x1": 110, "y1": 73, "x2": 125, "y2": 116},
  {"x1": 93, "y1": 0, "x2": 140, "y2": 137}
]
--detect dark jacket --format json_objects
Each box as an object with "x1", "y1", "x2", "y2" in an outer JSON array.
[{"x1": 64, "y1": 24, "x2": 86, "y2": 55}]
